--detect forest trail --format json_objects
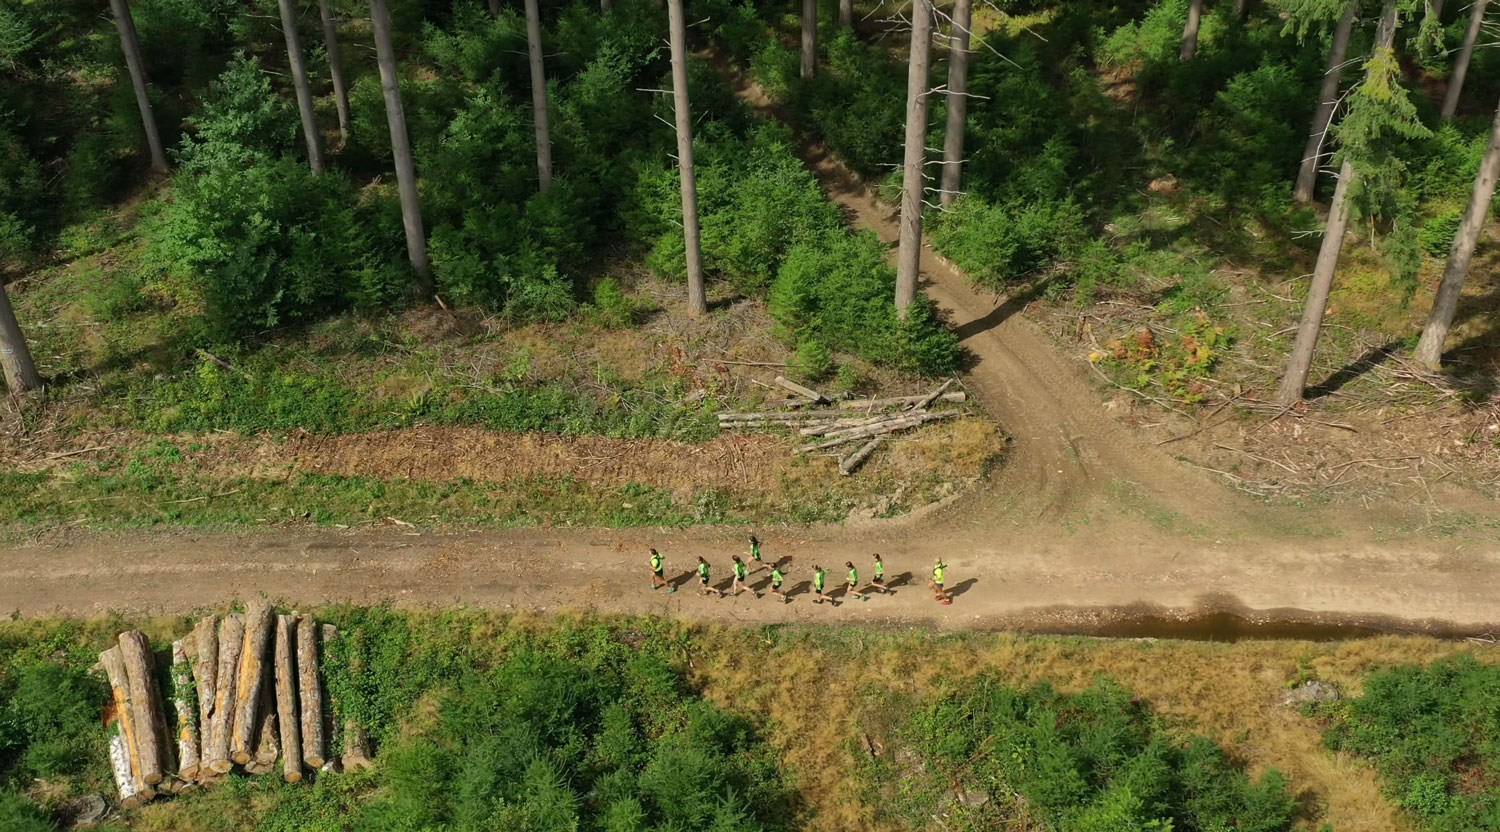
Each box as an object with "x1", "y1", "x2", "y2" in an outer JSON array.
[{"x1": 707, "y1": 51, "x2": 1247, "y2": 527}]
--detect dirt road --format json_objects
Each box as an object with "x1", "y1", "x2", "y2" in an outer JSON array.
[{"x1": 2, "y1": 53, "x2": 1497, "y2": 633}]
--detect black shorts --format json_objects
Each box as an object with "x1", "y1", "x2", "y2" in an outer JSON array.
[
  {"x1": 699, "y1": 575, "x2": 709, "y2": 585},
  {"x1": 772, "y1": 582, "x2": 783, "y2": 591},
  {"x1": 653, "y1": 568, "x2": 664, "y2": 577}
]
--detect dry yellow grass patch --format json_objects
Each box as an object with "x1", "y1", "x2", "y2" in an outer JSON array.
[{"x1": 689, "y1": 629, "x2": 1496, "y2": 832}]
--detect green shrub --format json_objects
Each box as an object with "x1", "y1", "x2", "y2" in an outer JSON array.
[
  {"x1": 931, "y1": 196, "x2": 1088, "y2": 290},
  {"x1": 791, "y1": 339, "x2": 833, "y2": 381},
  {"x1": 0, "y1": 791, "x2": 55, "y2": 832},
  {"x1": 771, "y1": 230, "x2": 960, "y2": 375},
  {"x1": 590, "y1": 277, "x2": 635, "y2": 328},
  {"x1": 1419, "y1": 209, "x2": 1464, "y2": 258},
  {"x1": 1322, "y1": 655, "x2": 1500, "y2": 832},
  {"x1": 878, "y1": 675, "x2": 1298, "y2": 832}
]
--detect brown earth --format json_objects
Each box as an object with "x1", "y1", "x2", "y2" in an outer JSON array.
[{"x1": 3, "y1": 50, "x2": 1500, "y2": 634}]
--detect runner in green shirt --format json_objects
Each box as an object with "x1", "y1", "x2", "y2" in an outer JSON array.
[
  {"x1": 931, "y1": 558, "x2": 949, "y2": 604},
  {"x1": 649, "y1": 548, "x2": 674, "y2": 592},
  {"x1": 697, "y1": 556, "x2": 724, "y2": 597},
  {"x1": 747, "y1": 535, "x2": 762, "y2": 571},
  {"x1": 844, "y1": 561, "x2": 865, "y2": 601},
  {"x1": 730, "y1": 554, "x2": 757, "y2": 597},
  {"x1": 870, "y1": 553, "x2": 890, "y2": 594},
  {"x1": 812, "y1": 565, "x2": 837, "y2": 605},
  {"x1": 769, "y1": 565, "x2": 790, "y2": 603}
]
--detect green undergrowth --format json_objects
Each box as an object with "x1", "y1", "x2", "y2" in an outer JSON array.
[{"x1": 1317, "y1": 655, "x2": 1500, "y2": 832}]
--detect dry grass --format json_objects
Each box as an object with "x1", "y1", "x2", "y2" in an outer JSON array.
[{"x1": 688, "y1": 629, "x2": 1498, "y2": 832}]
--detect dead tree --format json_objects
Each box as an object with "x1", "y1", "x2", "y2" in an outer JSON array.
[
  {"x1": 1415, "y1": 92, "x2": 1500, "y2": 367},
  {"x1": 801, "y1": 0, "x2": 817, "y2": 78},
  {"x1": 1278, "y1": 0, "x2": 1399, "y2": 404},
  {"x1": 1294, "y1": 0, "x2": 1358, "y2": 203},
  {"x1": 0, "y1": 280, "x2": 41, "y2": 395},
  {"x1": 524, "y1": 0, "x2": 554, "y2": 188},
  {"x1": 278, "y1": 0, "x2": 326, "y2": 173},
  {"x1": 371, "y1": 0, "x2": 433, "y2": 291},
  {"x1": 1180, "y1": 0, "x2": 1204, "y2": 60},
  {"x1": 939, "y1": 0, "x2": 973, "y2": 209},
  {"x1": 667, "y1": 0, "x2": 707, "y2": 316},
  {"x1": 1441, "y1": 0, "x2": 1489, "y2": 120},
  {"x1": 107, "y1": 0, "x2": 168, "y2": 172},
  {"x1": 895, "y1": 0, "x2": 934, "y2": 316},
  {"x1": 319, "y1": 0, "x2": 353, "y2": 144}
]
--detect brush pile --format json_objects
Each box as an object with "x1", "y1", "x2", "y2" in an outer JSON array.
[
  {"x1": 718, "y1": 379, "x2": 966, "y2": 474},
  {"x1": 99, "y1": 601, "x2": 371, "y2": 808}
]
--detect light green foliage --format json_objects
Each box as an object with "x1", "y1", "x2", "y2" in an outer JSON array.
[
  {"x1": 931, "y1": 196, "x2": 1087, "y2": 289},
  {"x1": 875, "y1": 675, "x2": 1298, "y2": 831},
  {"x1": 1322, "y1": 656, "x2": 1500, "y2": 831}
]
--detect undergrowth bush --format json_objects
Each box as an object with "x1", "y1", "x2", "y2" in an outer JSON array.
[
  {"x1": 1321, "y1": 655, "x2": 1500, "y2": 832},
  {"x1": 871, "y1": 674, "x2": 1298, "y2": 832}
]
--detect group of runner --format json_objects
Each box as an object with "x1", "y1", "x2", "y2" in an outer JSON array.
[{"x1": 649, "y1": 536, "x2": 952, "y2": 605}]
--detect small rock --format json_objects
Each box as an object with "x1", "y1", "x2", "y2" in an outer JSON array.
[
  {"x1": 71, "y1": 793, "x2": 108, "y2": 826},
  {"x1": 1280, "y1": 680, "x2": 1339, "y2": 707}
]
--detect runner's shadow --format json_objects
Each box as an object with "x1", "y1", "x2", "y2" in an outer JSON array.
[
  {"x1": 752, "y1": 575, "x2": 774, "y2": 592},
  {"x1": 789, "y1": 580, "x2": 811, "y2": 598},
  {"x1": 948, "y1": 578, "x2": 978, "y2": 599},
  {"x1": 888, "y1": 572, "x2": 913, "y2": 589},
  {"x1": 670, "y1": 571, "x2": 693, "y2": 591}
]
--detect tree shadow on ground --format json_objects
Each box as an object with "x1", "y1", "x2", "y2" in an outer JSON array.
[{"x1": 1306, "y1": 341, "x2": 1402, "y2": 399}]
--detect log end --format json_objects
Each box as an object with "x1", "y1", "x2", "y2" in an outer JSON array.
[
  {"x1": 342, "y1": 754, "x2": 374, "y2": 771},
  {"x1": 283, "y1": 769, "x2": 304, "y2": 784},
  {"x1": 177, "y1": 764, "x2": 200, "y2": 781},
  {"x1": 208, "y1": 759, "x2": 233, "y2": 774},
  {"x1": 230, "y1": 751, "x2": 251, "y2": 766},
  {"x1": 142, "y1": 771, "x2": 163, "y2": 786},
  {"x1": 304, "y1": 753, "x2": 326, "y2": 769}
]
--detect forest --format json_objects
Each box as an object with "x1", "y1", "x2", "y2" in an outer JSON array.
[{"x1": 4, "y1": 0, "x2": 1500, "y2": 830}]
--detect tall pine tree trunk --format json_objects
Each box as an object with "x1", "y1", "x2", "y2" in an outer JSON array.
[
  {"x1": 1278, "y1": 1, "x2": 1399, "y2": 404},
  {"x1": 489, "y1": 0, "x2": 502, "y2": 14},
  {"x1": 895, "y1": 0, "x2": 933, "y2": 316},
  {"x1": 319, "y1": 0, "x2": 352, "y2": 144},
  {"x1": 1295, "y1": 0, "x2": 1357, "y2": 204},
  {"x1": 0, "y1": 280, "x2": 41, "y2": 395},
  {"x1": 1432, "y1": 0, "x2": 1445, "y2": 21},
  {"x1": 602, "y1": 0, "x2": 614, "y2": 11},
  {"x1": 668, "y1": 0, "x2": 706, "y2": 317},
  {"x1": 278, "y1": 0, "x2": 325, "y2": 174},
  {"x1": 370, "y1": 0, "x2": 432, "y2": 291},
  {"x1": 801, "y1": 0, "x2": 817, "y2": 79},
  {"x1": 1415, "y1": 93, "x2": 1500, "y2": 368},
  {"x1": 1441, "y1": 0, "x2": 1488, "y2": 120},
  {"x1": 108, "y1": 0, "x2": 168, "y2": 173},
  {"x1": 524, "y1": 0, "x2": 553, "y2": 189},
  {"x1": 1235, "y1": 0, "x2": 1250, "y2": 19},
  {"x1": 939, "y1": 0, "x2": 973, "y2": 210},
  {"x1": 1180, "y1": 0, "x2": 1204, "y2": 60},
  {"x1": 839, "y1": 0, "x2": 852, "y2": 28}
]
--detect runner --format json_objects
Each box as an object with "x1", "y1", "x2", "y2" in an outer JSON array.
[
  {"x1": 931, "y1": 558, "x2": 950, "y2": 604},
  {"x1": 844, "y1": 561, "x2": 865, "y2": 601},
  {"x1": 730, "y1": 555, "x2": 757, "y2": 597},
  {"x1": 870, "y1": 553, "x2": 890, "y2": 594},
  {"x1": 812, "y1": 565, "x2": 837, "y2": 605},
  {"x1": 747, "y1": 535, "x2": 763, "y2": 570},
  {"x1": 769, "y1": 564, "x2": 790, "y2": 603},
  {"x1": 650, "y1": 548, "x2": 674, "y2": 592},
  {"x1": 697, "y1": 556, "x2": 724, "y2": 597}
]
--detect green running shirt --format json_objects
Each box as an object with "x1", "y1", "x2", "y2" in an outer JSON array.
[{"x1": 814, "y1": 569, "x2": 826, "y2": 591}]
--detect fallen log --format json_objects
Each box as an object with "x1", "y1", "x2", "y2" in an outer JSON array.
[
  {"x1": 773, "y1": 375, "x2": 827, "y2": 403},
  {"x1": 908, "y1": 379, "x2": 955, "y2": 412},
  {"x1": 839, "y1": 391, "x2": 966, "y2": 409},
  {"x1": 816, "y1": 410, "x2": 958, "y2": 442},
  {"x1": 799, "y1": 413, "x2": 904, "y2": 436},
  {"x1": 274, "y1": 615, "x2": 304, "y2": 783},
  {"x1": 205, "y1": 614, "x2": 243, "y2": 773},
  {"x1": 247, "y1": 678, "x2": 279, "y2": 774},
  {"x1": 100, "y1": 646, "x2": 154, "y2": 803},
  {"x1": 189, "y1": 616, "x2": 216, "y2": 778},
  {"x1": 170, "y1": 639, "x2": 200, "y2": 781},
  {"x1": 297, "y1": 615, "x2": 325, "y2": 768},
  {"x1": 796, "y1": 411, "x2": 958, "y2": 453},
  {"x1": 117, "y1": 631, "x2": 165, "y2": 786},
  {"x1": 231, "y1": 602, "x2": 274, "y2": 765},
  {"x1": 840, "y1": 436, "x2": 885, "y2": 475},
  {"x1": 718, "y1": 409, "x2": 849, "y2": 420}
]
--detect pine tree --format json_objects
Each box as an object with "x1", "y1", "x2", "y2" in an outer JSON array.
[
  {"x1": 939, "y1": 0, "x2": 973, "y2": 210},
  {"x1": 801, "y1": 0, "x2": 817, "y2": 78},
  {"x1": 107, "y1": 0, "x2": 167, "y2": 173},
  {"x1": 667, "y1": 0, "x2": 706, "y2": 316},
  {"x1": 1440, "y1": 0, "x2": 1488, "y2": 120},
  {"x1": 524, "y1": 0, "x2": 554, "y2": 188},
  {"x1": 0, "y1": 279, "x2": 41, "y2": 395},
  {"x1": 370, "y1": 0, "x2": 432, "y2": 291},
  {"x1": 1181, "y1": 0, "x2": 1205, "y2": 60},
  {"x1": 277, "y1": 0, "x2": 325, "y2": 174},
  {"x1": 1293, "y1": 0, "x2": 1358, "y2": 203},
  {"x1": 319, "y1": 0, "x2": 353, "y2": 144},
  {"x1": 895, "y1": 0, "x2": 933, "y2": 316}
]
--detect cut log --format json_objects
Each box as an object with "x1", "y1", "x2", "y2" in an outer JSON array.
[
  {"x1": 319, "y1": 625, "x2": 340, "y2": 773},
  {"x1": 773, "y1": 375, "x2": 827, "y2": 403},
  {"x1": 840, "y1": 392, "x2": 966, "y2": 409},
  {"x1": 249, "y1": 676, "x2": 279, "y2": 773},
  {"x1": 274, "y1": 615, "x2": 304, "y2": 783},
  {"x1": 907, "y1": 379, "x2": 955, "y2": 412},
  {"x1": 818, "y1": 410, "x2": 958, "y2": 442},
  {"x1": 109, "y1": 722, "x2": 146, "y2": 808},
  {"x1": 342, "y1": 720, "x2": 374, "y2": 770},
  {"x1": 205, "y1": 614, "x2": 243, "y2": 773},
  {"x1": 189, "y1": 617, "x2": 216, "y2": 776},
  {"x1": 799, "y1": 414, "x2": 907, "y2": 436},
  {"x1": 796, "y1": 411, "x2": 958, "y2": 453},
  {"x1": 231, "y1": 602, "x2": 274, "y2": 765},
  {"x1": 719, "y1": 409, "x2": 849, "y2": 420},
  {"x1": 170, "y1": 639, "x2": 200, "y2": 781},
  {"x1": 100, "y1": 646, "x2": 154, "y2": 803},
  {"x1": 117, "y1": 631, "x2": 164, "y2": 786},
  {"x1": 297, "y1": 615, "x2": 326, "y2": 768},
  {"x1": 840, "y1": 436, "x2": 885, "y2": 475}
]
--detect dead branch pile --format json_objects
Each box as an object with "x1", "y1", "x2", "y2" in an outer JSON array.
[
  {"x1": 719, "y1": 380, "x2": 965, "y2": 474},
  {"x1": 98, "y1": 604, "x2": 355, "y2": 809}
]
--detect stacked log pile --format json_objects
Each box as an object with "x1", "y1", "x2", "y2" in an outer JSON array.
[
  {"x1": 98, "y1": 604, "x2": 357, "y2": 808},
  {"x1": 718, "y1": 379, "x2": 965, "y2": 474}
]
